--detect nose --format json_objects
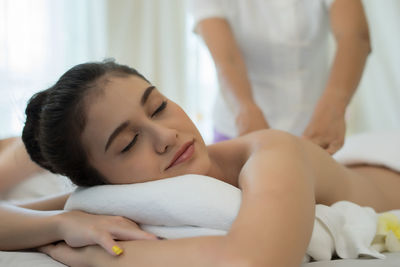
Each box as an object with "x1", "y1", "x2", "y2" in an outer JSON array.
[{"x1": 148, "y1": 122, "x2": 178, "y2": 154}]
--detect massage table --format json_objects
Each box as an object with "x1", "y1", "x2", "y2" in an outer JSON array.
[
  {"x1": 1, "y1": 251, "x2": 400, "y2": 267},
  {"x1": 1, "y1": 131, "x2": 400, "y2": 266}
]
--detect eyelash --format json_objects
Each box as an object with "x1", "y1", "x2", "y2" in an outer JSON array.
[
  {"x1": 121, "y1": 100, "x2": 168, "y2": 153},
  {"x1": 151, "y1": 100, "x2": 167, "y2": 118},
  {"x1": 121, "y1": 134, "x2": 138, "y2": 153}
]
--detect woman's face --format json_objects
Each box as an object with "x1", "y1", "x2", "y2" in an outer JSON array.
[{"x1": 81, "y1": 75, "x2": 211, "y2": 184}]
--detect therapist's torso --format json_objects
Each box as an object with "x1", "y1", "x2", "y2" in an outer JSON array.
[{"x1": 190, "y1": 0, "x2": 335, "y2": 137}]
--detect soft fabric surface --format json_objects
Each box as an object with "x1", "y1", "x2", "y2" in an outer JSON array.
[
  {"x1": 65, "y1": 175, "x2": 393, "y2": 262},
  {"x1": 0, "y1": 173, "x2": 74, "y2": 203},
  {"x1": 333, "y1": 131, "x2": 400, "y2": 172},
  {"x1": 2, "y1": 251, "x2": 400, "y2": 267}
]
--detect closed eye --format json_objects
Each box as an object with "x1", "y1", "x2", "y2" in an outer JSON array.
[
  {"x1": 151, "y1": 100, "x2": 167, "y2": 118},
  {"x1": 121, "y1": 134, "x2": 138, "y2": 153}
]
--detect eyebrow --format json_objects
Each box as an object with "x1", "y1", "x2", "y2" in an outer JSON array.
[
  {"x1": 104, "y1": 85, "x2": 156, "y2": 152},
  {"x1": 141, "y1": 85, "x2": 155, "y2": 105}
]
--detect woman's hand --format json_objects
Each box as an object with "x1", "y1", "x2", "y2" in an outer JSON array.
[
  {"x1": 302, "y1": 104, "x2": 346, "y2": 155},
  {"x1": 55, "y1": 210, "x2": 157, "y2": 256}
]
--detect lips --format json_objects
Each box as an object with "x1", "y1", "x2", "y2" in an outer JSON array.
[{"x1": 165, "y1": 140, "x2": 195, "y2": 170}]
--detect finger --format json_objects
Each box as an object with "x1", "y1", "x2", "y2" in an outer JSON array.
[
  {"x1": 94, "y1": 232, "x2": 124, "y2": 256},
  {"x1": 317, "y1": 142, "x2": 329, "y2": 151},
  {"x1": 302, "y1": 134, "x2": 323, "y2": 144},
  {"x1": 111, "y1": 225, "x2": 157, "y2": 241},
  {"x1": 108, "y1": 216, "x2": 157, "y2": 240},
  {"x1": 302, "y1": 129, "x2": 316, "y2": 140},
  {"x1": 307, "y1": 136, "x2": 329, "y2": 150},
  {"x1": 326, "y1": 140, "x2": 343, "y2": 155}
]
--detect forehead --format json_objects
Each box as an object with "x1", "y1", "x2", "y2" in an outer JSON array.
[
  {"x1": 95, "y1": 74, "x2": 150, "y2": 99},
  {"x1": 86, "y1": 75, "x2": 150, "y2": 117}
]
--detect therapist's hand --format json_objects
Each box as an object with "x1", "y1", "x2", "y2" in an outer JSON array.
[
  {"x1": 236, "y1": 103, "x2": 270, "y2": 136},
  {"x1": 302, "y1": 104, "x2": 346, "y2": 155},
  {"x1": 55, "y1": 210, "x2": 157, "y2": 256}
]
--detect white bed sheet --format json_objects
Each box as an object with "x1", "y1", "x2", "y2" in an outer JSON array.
[
  {"x1": 1, "y1": 131, "x2": 399, "y2": 266},
  {"x1": 1, "y1": 251, "x2": 400, "y2": 267}
]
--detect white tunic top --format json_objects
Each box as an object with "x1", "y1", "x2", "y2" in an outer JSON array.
[{"x1": 190, "y1": 0, "x2": 335, "y2": 137}]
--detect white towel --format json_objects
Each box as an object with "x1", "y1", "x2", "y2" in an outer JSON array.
[
  {"x1": 65, "y1": 131, "x2": 400, "y2": 262},
  {"x1": 64, "y1": 175, "x2": 386, "y2": 262},
  {"x1": 333, "y1": 131, "x2": 400, "y2": 172},
  {"x1": 65, "y1": 175, "x2": 240, "y2": 237}
]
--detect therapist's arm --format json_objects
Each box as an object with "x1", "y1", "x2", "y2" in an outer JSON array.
[
  {"x1": 196, "y1": 18, "x2": 269, "y2": 136},
  {"x1": 303, "y1": 0, "x2": 371, "y2": 154}
]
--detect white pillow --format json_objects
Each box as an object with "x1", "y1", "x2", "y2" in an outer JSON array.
[
  {"x1": 65, "y1": 175, "x2": 241, "y2": 231},
  {"x1": 64, "y1": 174, "x2": 384, "y2": 261}
]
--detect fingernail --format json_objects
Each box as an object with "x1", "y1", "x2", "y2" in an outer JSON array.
[
  {"x1": 157, "y1": 236, "x2": 166, "y2": 240},
  {"x1": 112, "y1": 245, "x2": 124, "y2": 255}
]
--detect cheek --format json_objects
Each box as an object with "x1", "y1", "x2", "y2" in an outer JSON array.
[
  {"x1": 173, "y1": 107, "x2": 198, "y2": 130},
  {"x1": 118, "y1": 151, "x2": 162, "y2": 183}
]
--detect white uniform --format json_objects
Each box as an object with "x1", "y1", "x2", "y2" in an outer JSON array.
[{"x1": 190, "y1": 0, "x2": 335, "y2": 137}]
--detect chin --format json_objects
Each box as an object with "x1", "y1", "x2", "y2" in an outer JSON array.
[{"x1": 188, "y1": 156, "x2": 211, "y2": 176}]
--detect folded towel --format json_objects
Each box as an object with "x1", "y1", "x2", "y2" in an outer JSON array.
[
  {"x1": 333, "y1": 131, "x2": 400, "y2": 172},
  {"x1": 64, "y1": 175, "x2": 386, "y2": 262},
  {"x1": 65, "y1": 175, "x2": 241, "y2": 235},
  {"x1": 65, "y1": 131, "x2": 400, "y2": 262}
]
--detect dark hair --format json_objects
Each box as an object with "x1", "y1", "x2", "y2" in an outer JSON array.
[{"x1": 22, "y1": 59, "x2": 149, "y2": 186}]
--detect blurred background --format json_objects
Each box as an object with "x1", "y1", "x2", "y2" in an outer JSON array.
[{"x1": 0, "y1": 0, "x2": 399, "y2": 144}]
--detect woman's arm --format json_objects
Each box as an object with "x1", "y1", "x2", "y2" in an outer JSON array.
[
  {"x1": 44, "y1": 131, "x2": 332, "y2": 267},
  {"x1": 0, "y1": 201, "x2": 63, "y2": 250},
  {"x1": 197, "y1": 18, "x2": 269, "y2": 136},
  {"x1": 303, "y1": 0, "x2": 370, "y2": 154},
  {"x1": 0, "y1": 193, "x2": 156, "y2": 254},
  {"x1": 221, "y1": 131, "x2": 317, "y2": 266}
]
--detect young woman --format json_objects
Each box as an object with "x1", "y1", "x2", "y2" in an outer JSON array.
[{"x1": 0, "y1": 61, "x2": 399, "y2": 267}]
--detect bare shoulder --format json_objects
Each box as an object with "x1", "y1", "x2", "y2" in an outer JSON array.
[
  {"x1": 208, "y1": 130, "x2": 301, "y2": 158},
  {"x1": 240, "y1": 129, "x2": 301, "y2": 152}
]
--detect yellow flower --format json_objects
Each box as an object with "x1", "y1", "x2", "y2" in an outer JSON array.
[
  {"x1": 375, "y1": 213, "x2": 400, "y2": 252},
  {"x1": 377, "y1": 213, "x2": 400, "y2": 239}
]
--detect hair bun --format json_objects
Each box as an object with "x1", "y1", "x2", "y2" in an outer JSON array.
[{"x1": 22, "y1": 89, "x2": 55, "y2": 172}]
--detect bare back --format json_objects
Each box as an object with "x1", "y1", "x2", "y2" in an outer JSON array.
[{"x1": 207, "y1": 130, "x2": 400, "y2": 212}]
